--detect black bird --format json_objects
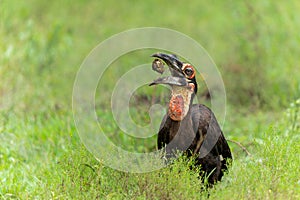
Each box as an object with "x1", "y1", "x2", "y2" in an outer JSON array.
[{"x1": 150, "y1": 53, "x2": 232, "y2": 184}]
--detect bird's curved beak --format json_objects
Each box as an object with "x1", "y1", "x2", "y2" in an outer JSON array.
[
  {"x1": 149, "y1": 53, "x2": 188, "y2": 86},
  {"x1": 151, "y1": 53, "x2": 184, "y2": 77}
]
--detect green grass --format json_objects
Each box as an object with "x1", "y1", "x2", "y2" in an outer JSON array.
[
  {"x1": 1, "y1": 103, "x2": 299, "y2": 199},
  {"x1": 1, "y1": 0, "x2": 300, "y2": 199}
]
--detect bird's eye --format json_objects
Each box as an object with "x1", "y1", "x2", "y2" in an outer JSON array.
[{"x1": 184, "y1": 67, "x2": 194, "y2": 77}]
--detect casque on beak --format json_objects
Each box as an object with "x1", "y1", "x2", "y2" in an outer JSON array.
[{"x1": 149, "y1": 53, "x2": 188, "y2": 87}]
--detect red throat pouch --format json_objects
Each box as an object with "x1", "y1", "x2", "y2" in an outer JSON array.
[{"x1": 168, "y1": 95, "x2": 185, "y2": 121}]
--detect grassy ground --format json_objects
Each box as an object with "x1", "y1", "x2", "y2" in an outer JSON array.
[{"x1": 1, "y1": 0, "x2": 300, "y2": 199}]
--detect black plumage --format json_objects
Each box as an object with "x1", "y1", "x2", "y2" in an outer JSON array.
[
  {"x1": 150, "y1": 53, "x2": 232, "y2": 184},
  {"x1": 158, "y1": 104, "x2": 232, "y2": 184}
]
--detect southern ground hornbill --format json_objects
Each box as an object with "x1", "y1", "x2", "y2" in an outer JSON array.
[{"x1": 149, "y1": 53, "x2": 232, "y2": 184}]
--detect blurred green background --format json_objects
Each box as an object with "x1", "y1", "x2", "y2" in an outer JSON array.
[
  {"x1": 1, "y1": 0, "x2": 300, "y2": 112},
  {"x1": 1, "y1": 0, "x2": 300, "y2": 199}
]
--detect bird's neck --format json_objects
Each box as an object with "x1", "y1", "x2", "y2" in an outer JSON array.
[{"x1": 168, "y1": 86, "x2": 194, "y2": 121}]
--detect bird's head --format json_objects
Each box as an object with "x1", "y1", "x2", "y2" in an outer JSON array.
[{"x1": 149, "y1": 53, "x2": 198, "y2": 121}]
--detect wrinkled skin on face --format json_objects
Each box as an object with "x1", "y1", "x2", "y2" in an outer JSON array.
[{"x1": 168, "y1": 86, "x2": 194, "y2": 121}]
